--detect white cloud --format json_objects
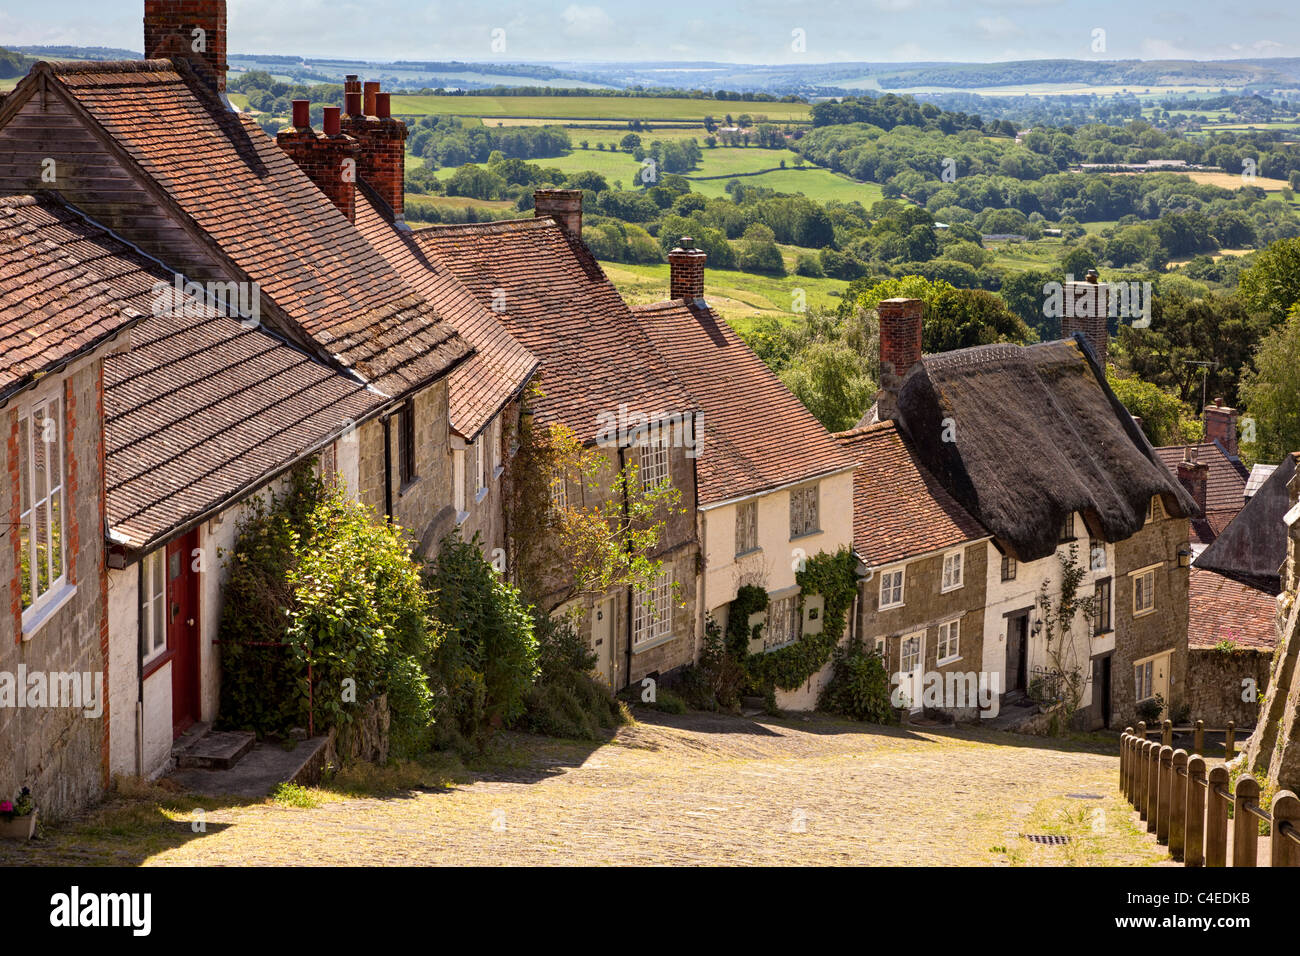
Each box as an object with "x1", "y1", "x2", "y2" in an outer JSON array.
[{"x1": 562, "y1": 4, "x2": 615, "y2": 39}]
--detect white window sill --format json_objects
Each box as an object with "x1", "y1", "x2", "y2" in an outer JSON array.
[
  {"x1": 475, "y1": 486, "x2": 489, "y2": 505},
  {"x1": 940, "y1": 582, "x2": 963, "y2": 594},
  {"x1": 493, "y1": 465, "x2": 504, "y2": 481},
  {"x1": 632, "y1": 632, "x2": 676, "y2": 654},
  {"x1": 937, "y1": 655, "x2": 962, "y2": 667},
  {"x1": 455, "y1": 510, "x2": 470, "y2": 527},
  {"x1": 21, "y1": 582, "x2": 77, "y2": 640},
  {"x1": 879, "y1": 601, "x2": 904, "y2": 611}
]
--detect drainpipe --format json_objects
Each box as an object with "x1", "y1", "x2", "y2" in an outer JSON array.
[
  {"x1": 382, "y1": 413, "x2": 394, "y2": 521},
  {"x1": 620, "y1": 445, "x2": 633, "y2": 692},
  {"x1": 135, "y1": 559, "x2": 145, "y2": 777}
]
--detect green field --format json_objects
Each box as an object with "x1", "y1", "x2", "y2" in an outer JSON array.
[
  {"x1": 389, "y1": 94, "x2": 811, "y2": 123},
  {"x1": 0, "y1": 77, "x2": 20, "y2": 92},
  {"x1": 600, "y1": 259, "x2": 846, "y2": 333}
]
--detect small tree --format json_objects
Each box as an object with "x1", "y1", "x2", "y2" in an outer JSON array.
[
  {"x1": 505, "y1": 388, "x2": 684, "y2": 614},
  {"x1": 1035, "y1": 545, "x2": 1097, "y2": 732}
]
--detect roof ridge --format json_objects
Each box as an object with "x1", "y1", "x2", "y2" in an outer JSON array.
[
  {"x1": 415, "y1": 217, "x2": 547, "y2": 236},
  {"x1": 37, "y1": 58, "x2": 173, "y2": 76},
  {"x1": 833, "y1": 421, "x2": 896, "y2": 439}
]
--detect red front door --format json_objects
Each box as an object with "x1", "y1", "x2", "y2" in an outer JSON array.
[{"x1": 168, "y1": 529, "x2": 201, "y2": 737}]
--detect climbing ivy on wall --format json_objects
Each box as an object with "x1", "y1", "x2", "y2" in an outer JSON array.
[{"x1": 741, "y1": 548, "x2": 860, "y2": 693}]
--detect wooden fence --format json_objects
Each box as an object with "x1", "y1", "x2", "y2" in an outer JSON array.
[{"x1": 1120, "y1": 720, "x2": 1300, "y2": 867}]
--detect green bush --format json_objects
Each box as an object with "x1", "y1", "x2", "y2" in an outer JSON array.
[
  {"x1": 428, "y1": 531, "x2": 540, "y2": 750},
  {"x1": 819, "y1": 639, "x2": 896, "y2": 724},
  {"x1": 519, "y1": 612, "x2": 626, "y2": 739},
  {"x1": 680, "y1": 614, "x2": 744, "y2": 712},
  {"x1": 218, "y1": 468, "x2": 440, "y2": 758}
]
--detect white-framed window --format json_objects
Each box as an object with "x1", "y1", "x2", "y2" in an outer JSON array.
[
  {"x1": 873, "y1": 636, "x2": 886, "y2": 657},
  {"x1": 735, "y1": 500, "x2": 758, "y2": 555},
  {"x1": 1132, "y1": 567, "x2": 1157, "y2": 616},
  {"x1": 633, "y1": 570, "x2": 674, "y2": 647},
  {"x1": 17, "y1": 389, "x2": 70, "y2": 627},
  {"x1": 879, "y1": 568, "x2": 905, "y2": 609},
  {"x1": 937, "y1": 618, "x2": 960, "y2": 663},
  {"x1": 491, "y1": 418, "x2": 502, "y2": 477},
  {"x1": 900, "y1": 632, "x2": 922, "y2": 673},
  {"x1": 789, "y1": 483, "x2": 819, "y2": 538},
  {"x1": 141, "y1": 548, "x2": 167, "y2": 664},
  {"x1": 941, "y1": 551, "x2": 964, "y2": 592},
  {"x1": 1134, "y1": 659, "x2": 1155, "y2": 701},
  {"x1": 764, "y1": 593, "x2": 801, "y2": 651},
  {"x1": 640, "y1": 434, "x2": 670, "y2": 491},
  {"x1": 549, "y1": 467, "x2": 568, "y2": 514}
]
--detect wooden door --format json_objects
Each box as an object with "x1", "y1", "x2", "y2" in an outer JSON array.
[
  {"x1": 1006, "y1": 613, "x2": 1028, "y2": 695},
  {"x1": 168, "y1": 529, "x2": 201, "y2": 737},
  {"x1": 590, "y1": 596, "x2": 616, "y2": 688}
]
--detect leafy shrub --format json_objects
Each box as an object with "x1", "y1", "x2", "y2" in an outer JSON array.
[
  {"x1": 1135, "y1": 694, "x2": 1165, "y2": 724},
  {"x1": 428, "y1": 532, "x2": 540, "y2": 750},
  {"x1": 218, "y1": 469, "x2": 440, "y2": 759},
  {"x1": 819, "y1": 639, "x2": 896, "y2": 724},
  {"x1": 519, "y1": 612, "x2": 626, "y2": 739},
  {"x1": 680, "y1": 615, "x2": 744, "y2": 712}
]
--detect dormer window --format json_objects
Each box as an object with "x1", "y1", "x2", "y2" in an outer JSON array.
[
  {"x1": 1146, "y1": 496, "x2": 1164, "y2": 523},
  {"x1": 1059, "y1": 513, "x2": 1076, "y2": 542}
]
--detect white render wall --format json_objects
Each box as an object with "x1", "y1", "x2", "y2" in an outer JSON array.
[
  {"x1": 698, "y1": 470, "x2": 855, "y2": 711},
  {"x1": 981, "y1": 516, "x2": 1115, "y2": 716}
]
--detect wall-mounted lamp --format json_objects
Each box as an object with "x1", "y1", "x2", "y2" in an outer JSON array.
[
  {"x1": 1031, "y1": 618, "x2": 1043, "y2": 637},
  {"x1": 1177, "y1": 546, "x2": 1192, "y2": 568}
]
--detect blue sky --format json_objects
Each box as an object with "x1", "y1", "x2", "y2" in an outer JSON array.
[{"x1": 3, "y1": 0, "x2": 1297, "y2": 63}]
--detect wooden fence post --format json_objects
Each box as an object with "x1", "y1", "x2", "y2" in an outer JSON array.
[
  {"x1": 1169, "y1": 749, "x2": 1188, "y2": 861},
  {"x1": 1145, "y1": 742, "x2": 1159, "y2": 829},
  {"x1": 1232, "y1": 775, "x2": 1260, "y2": 867},
  {"x1": 1120, "y1": 730, "x2": 1130, "y2": 797},
  {"x1": 1185, "y1": 755, "x2": 1206, "y2": 867},
  {"x1": 1134, "y1": 722, "x2": 1147, "y2": 806},
  {"x1": 1206, "y1": 765, "x2": 1230, "y2": 867},
  {"x1": 1272, "y1": 791, "x2": 1300, "y2": 868},
  {"x1": 1157, "y1": 745, "x2": 1174, "y2": 845},
  {"x1": 1225, "y1": 720, "x2": 1236, "y2": 760},
  {"x1": 1194, "y1": 719, "x2": 1204, "y2": 756},
  {"x1": 1162, "y1": 719, "x2": 1173, "y2": 747}
]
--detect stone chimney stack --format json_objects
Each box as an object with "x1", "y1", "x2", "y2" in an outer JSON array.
[
  {"x1": 1203, "y1": 398, "x2": 1240, "y2": 457},
  {"x1": 144, "y1": 0, "x2": 228, "y2": 92},
  {"x1": 534, "y1": 188, "x2": 583, "y2": 239},
  {"x1": 668, "y1": 237, "x2": 706, "y2": 301},
  {"x1": 1177, "y1": 451, "x2": 1209, "y2": 516},
  {"x1": 340, "y1": 80, "x2": 408, "y2": 223},
  {"x1": 277, "y1": 101, "x2": 360, "y2": 222},
  {"x1": 1062, "y1": 268, "x2": 1110, "y2": 368},
  {"x1": 876, "y1": 297, "x2": 924, "y2": 422}
]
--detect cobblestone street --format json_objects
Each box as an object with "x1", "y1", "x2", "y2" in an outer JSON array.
[{"x1": 4, "y1": 711, "x2": 1171, "y2": 866}]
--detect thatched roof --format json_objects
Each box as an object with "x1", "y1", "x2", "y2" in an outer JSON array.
[
  {"x1": 1193, "y1": 453, "x2": 1296, "y2": 595},
  {"x1": 894, "y1": 334, "x2": 1199, "y2": 563}
]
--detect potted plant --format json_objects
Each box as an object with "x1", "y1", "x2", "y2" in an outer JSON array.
[{"x1": 0, "y1": 787, "x2": 37, "y2": 840}]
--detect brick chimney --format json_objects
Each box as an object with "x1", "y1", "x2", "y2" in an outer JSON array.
[
  {"x1": 144, "y1": 0, "x2": 228, "y2": 92},
  {"x1": 277, "y1": 101, "x2": 360, "y2": 221},
  {"x1": 1177, "y1": 451, "x2": 1209, "y2": 515},
  {"x1": 1062, "y1": 268, "x2": 1109, "y2": 368},
  {"x1": 1204, "y1": 397, "x2": 1240, "y2": 457},
  {"x1": 668, "y1": 237, "x2": 706, "y2": 301},
  {"x1": 534, "y1": 188, "x2": 583, "y2": 239},
  {"x1": 340, "y1": 80, "x2": 409, "y2": 223},
  {"x1": 876, "y1": 297, "x2": 924, "y2": 422}
]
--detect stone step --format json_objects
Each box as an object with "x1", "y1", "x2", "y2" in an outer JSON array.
[
  {"x1": 168, "y1": 737, "x2": 329, "y2": 799},
  {"x1": 176, "y1": 730, "x2": 256, "y2": 770}
]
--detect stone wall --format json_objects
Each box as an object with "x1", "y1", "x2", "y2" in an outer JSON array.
[
  {"x1": 1112, "y1": 510, "x2": 1190, "y2": 727},
  {"x1": 325, "y1": 693, "x2": 390, "y2": 768},
  {"x1": 0, "y1": 360, "x2": 108, "y2": 819},
  {"x1": 1186, "y1": 647, "x2": 1272, "y2": 729}
]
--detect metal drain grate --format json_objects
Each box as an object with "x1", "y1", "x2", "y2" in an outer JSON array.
[
  {"x1": 1021, "y1": 834, "x2": 1071, "y2": 845},
  {"x1": 1066, "y1": 793, "x2": 1103, "y2": 799}
]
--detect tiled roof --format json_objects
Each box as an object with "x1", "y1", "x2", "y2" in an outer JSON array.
[
  {"x1": 833, "y1": 422, "x2": 988, "y2": 568},
  {"x1": 1194, "y1": 453, "x2": 1295, "y2": 594},
  {"x1": 1154, "y1": 443, "x2": 1249, "y2": 513},
  {"x1": 0, "y1": 195, "x2": 139, "y2": 399},
  {"x1": 106, "y1": 307, "x2": 383, "y2": 550},
  {"x1": 630, "y1": 298, "x2": 853, "y2": 506},
  {"x1": 411, "y1": 218, "x2": 693, "y2": 443},
  {"x1": 37, "y1": 59, "x2": 470, "y2": 394},
  {"x1": 353, "y1": 187, "x2": 537, "y2": 438},
  {"x1": 1188, "y1": 568, "x2": 1278, "y2": 650}
]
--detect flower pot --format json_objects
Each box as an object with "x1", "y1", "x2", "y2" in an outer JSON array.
[{"x1": 0, "y1": 810, "x2": 36, "y2": 840}]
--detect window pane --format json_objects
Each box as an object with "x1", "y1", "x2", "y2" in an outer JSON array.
[
  {"x1": 32, "y1": 406, "x2": 48, "y2": 503},
  {"x1": 19, "y1": 522, "x2": 31, "y2": 609},
  {"x1": 49, "y1": 489, "x2": 62, "y2": 582},
  {"x1": 34, "y1": 497, "x2": 49, "y2": 596}
]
